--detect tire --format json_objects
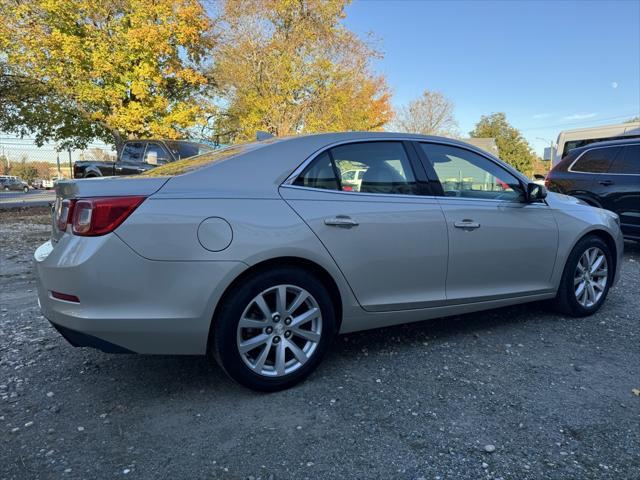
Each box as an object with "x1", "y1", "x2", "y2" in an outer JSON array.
[
  {"x1": 211, "y1": 267, "x2": 337, "y2": 392},
  {"x1": 3, "y1": 186, "x2": 8, "y2": 191},
  {"x1": 553, "y1": 235, "x2": 613, "y2": 317},
  {"x1": 23, "y1": 186, "x2": 29, "y2": 193}
]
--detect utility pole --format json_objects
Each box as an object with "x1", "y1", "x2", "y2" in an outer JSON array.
[
  {"x1": 536, "y1": 137, "x2": 555, "y2": 172},
  {"x1": 68, "y1": 149, "x2": 72, "y2": 178}
]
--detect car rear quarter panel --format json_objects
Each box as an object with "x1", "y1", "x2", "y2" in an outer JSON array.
[{"x1": 116, "y1": 196, "x2": 362, "y2": 318}]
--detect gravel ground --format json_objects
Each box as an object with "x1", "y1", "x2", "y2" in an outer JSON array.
[{"x1": 1, "y1": 207, "x2": 639, "y2": 480}]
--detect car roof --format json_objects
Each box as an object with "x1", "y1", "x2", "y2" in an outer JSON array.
[
  {"x1": 155, "y1": 131, "x2": 531, "y2": 200},
  {"x1": 569, "y1": 137, "x2": 640, "y2": 154}
]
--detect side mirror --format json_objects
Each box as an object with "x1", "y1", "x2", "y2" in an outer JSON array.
[
  {"x1": 526, "y1": 182, "x2": 547, "y2": 202},
  {"x1": 146, "y1": 151, "x2": 158, "y2": 165}
]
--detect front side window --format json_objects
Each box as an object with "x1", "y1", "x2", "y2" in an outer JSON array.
[
  {"x1": 420, "y1": 143, "x2": 523, "y2": 201},
  {"x1": 144, "y1": 143, "x2": 172, "y2": 165},
  {"x1": 609, "y1": 145, "x2": 640, "y2": 175},
  {"x1": 120, "y1": 142, "x2": 144, "y2": 163},
  {"x1": 293, "y1": 141, "x2": 419, "y2": 195},
  {"x1": 571, "y1": 147, "x2": 621, "y2": 173}
]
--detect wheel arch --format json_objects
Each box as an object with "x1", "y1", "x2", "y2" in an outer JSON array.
[
  {"x1": 206, "y1": 256, "x2": 343, "y2": 353},
  {"x1": 570, "y1": 193, "x2": 602, "y2": 208},
  {"x1": 575, "y1": 228, "x2": 618, "y2": 275}
]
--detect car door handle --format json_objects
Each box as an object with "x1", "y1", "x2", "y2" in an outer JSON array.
[
  {"x1": 324, "y1": 216, "x2": 359, "y2": 228},
  {"x1": 454, "y1": 220, "x2": 481, "y2": 230},
  {"x1": 598, "y1": 179, "x2": 614, "y2": 186}
]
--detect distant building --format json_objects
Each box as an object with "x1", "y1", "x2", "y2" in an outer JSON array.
[{"x1": 464, "y1": 137, "x2": 499, "y2": 157}]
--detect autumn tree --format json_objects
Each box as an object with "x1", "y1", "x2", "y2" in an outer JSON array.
[
  {"x1": 9, "y1": 158, "x2": 38, "y2": 183},
  {"x1": 390, "y1": 90, "x2": 458, "y2": 137},
  {"x1": 470, "y1": 113, "x2": 536, "y2": 175},
  {"x1": 0, "y1": 155, "x2": 9, "y2": 175},
  {"x1": 211, "y1": 0, "x2": 392, "y2": 141},
  {"x1": 0, "y1": 0, "x2": 214, "y2": 150}
]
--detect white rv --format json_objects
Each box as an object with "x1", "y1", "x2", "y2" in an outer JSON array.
[{"x1": 547, "y1": 121, "x2": 640, "y2": 166}]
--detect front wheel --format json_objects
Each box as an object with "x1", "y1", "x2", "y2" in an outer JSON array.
[
  {"x1": 23, "y1": 186, "x2": 29, "y2": 193},
  {"x1": 553, "y1": 235, "x2": 613, "y2": 316},
  {"x1": 3, "y1": 186, "x2": 8, "y2": 191},
  {"x1": 211, "y1": 267, "x2": 336, "y2": 391}
]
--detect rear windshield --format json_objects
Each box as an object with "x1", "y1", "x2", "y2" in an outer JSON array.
[
  {"x1": 140, "y1": 142, "x2": 261, "y2": 177},
  {"x1": 165, "y1": 141, "x2": 215, "y2": 160}
]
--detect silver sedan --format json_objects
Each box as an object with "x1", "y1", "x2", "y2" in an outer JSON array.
[{"x1": 34, "y1": 132, "x2": 623, "y2": 391}]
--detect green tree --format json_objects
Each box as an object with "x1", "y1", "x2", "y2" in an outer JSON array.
[
  {"x1": 0, "y1": 0, "x2": 214, "y2": 150},
  {"x1": 211, "y1": 0, "x2": 392, "y2": 142},
  {"x1": 470, "y1": 113, "x2": 536, "y2": 175},
  {"x1": 625, "y1": 116, "x2": 640, "y2": 123}
]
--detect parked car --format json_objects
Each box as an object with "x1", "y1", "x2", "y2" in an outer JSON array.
[
  {"x1": 35, "y1": 133, "x2": 623, "y2": 391},
  {"x1": 340, "y1": 168, "x2": 366, "y2": 191},
  {"x1": 42, "y1": 178, "x2": 59, "y2": 189},
  {"x1": 1, "y1": 176, "x2": 29, "y2": 193},
  {"x1": 545, "y1": 138, "x2": 640, "y2": 241},
  {"x1": 548, "y1": 121, "x2": 640, "y2": 167},
  {"x1": 73, "y1": 139, "x2": 214, "y2": 178}
]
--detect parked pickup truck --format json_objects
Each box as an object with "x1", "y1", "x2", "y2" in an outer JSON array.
[{"x1": 73, "y1": 139, "x2": 214, "y2": 178}]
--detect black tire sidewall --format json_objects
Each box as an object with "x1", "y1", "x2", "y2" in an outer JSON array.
[
  {"x1": 213, "y1": 268, "x2": 336, "y2": 392},
  {"x1": 560, "y1": 236, "x2": 613, "y2": 316}
]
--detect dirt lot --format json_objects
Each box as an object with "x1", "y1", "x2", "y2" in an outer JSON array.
[{"x1": 1, "y1": 207, "x2": 639, "y2": 480}]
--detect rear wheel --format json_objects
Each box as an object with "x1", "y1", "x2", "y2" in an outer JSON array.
[
  {"x1": 553, "y1": 235, "x2": 613, "y2": 316},
  {"x1": 3, "y1": 186, "x2": 8, "y2": 191},
  {"x1": 211, "y1": 267, "x2": 336, "y2": 391}
]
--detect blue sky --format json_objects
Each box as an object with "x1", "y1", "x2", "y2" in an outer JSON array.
[{"x1": 343, "y1": 0, "x2": 640, "y2": 155}]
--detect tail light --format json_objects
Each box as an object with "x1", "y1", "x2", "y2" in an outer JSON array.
[
  {"x1": 71, "y1": 196, "x2": 146, "y2": 236},
  {"x1": 56, "y1": 199, "x2": 75, "y2": 231}
]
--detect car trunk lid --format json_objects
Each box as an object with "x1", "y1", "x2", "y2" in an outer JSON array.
[{"x1": 51, "y1": 176, "x2": 170, "y2": 242}]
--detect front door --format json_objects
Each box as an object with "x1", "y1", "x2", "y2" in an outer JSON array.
[
  {"x1": 417, "y1": 142, "x2": 559, "y2": 303},
  {"x1": 280, "y1": 141, "x2": 449, "y2": 312}
]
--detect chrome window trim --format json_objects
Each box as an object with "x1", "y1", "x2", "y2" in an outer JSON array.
[
  {"x1": 567, "y1": 143, "x2": 640, "y2": 176},
  {"x1": 280, "y1": 184, "x2": 548, "y2": 207},
  {"x1": 280, "y1": 184, "x2": 439, "y2": 201},
  {"x1": 282, "y1": 136, "x2": 533, "y2": 201}
]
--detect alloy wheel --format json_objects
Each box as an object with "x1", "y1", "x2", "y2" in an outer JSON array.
[
  {"x1": 236, "y1": 284, "x2": 323, "y2": 377},
  {"x1": 574, "y1": 247, "x2": 608, "y2": 308}
]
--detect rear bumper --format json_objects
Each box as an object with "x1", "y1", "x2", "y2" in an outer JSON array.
[
  {"x1": 49, "y1": 321, "x2": 134, "y2": 353},
  {"x1": 34, "y1": 235, "x2": 246, "y2": 354}
]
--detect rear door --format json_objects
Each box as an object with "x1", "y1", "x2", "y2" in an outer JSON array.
[
  {"x1": 417, "y1": 142, "x2": 558, "y2": 303},
  {"x1": 570, "y1": 146, "x2": 621, "y2": 207},
  {"x1": 280, "y1": 140, "x2": 449, "y2": 312},
  {"x1": 603, "y1": 144, "x2": 640, "y2": 238}
]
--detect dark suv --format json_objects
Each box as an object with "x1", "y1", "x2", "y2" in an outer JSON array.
[{"x1": 545, "y1": 138, "x2": 640, "y2": 240}]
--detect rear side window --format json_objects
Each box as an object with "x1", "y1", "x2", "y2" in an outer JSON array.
[
  {"x1": 292, "y1": 152, "x2": 339, "y2": 190},
  {"x1": 293, "y1": 141, "x2": 419, "y2": 195},
  {"x1": 571, "y1": 147, "x2": 621, "y2": 173},
  {"x1": 609, "y1": 145, "x2": 640, "y2": 174}
]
